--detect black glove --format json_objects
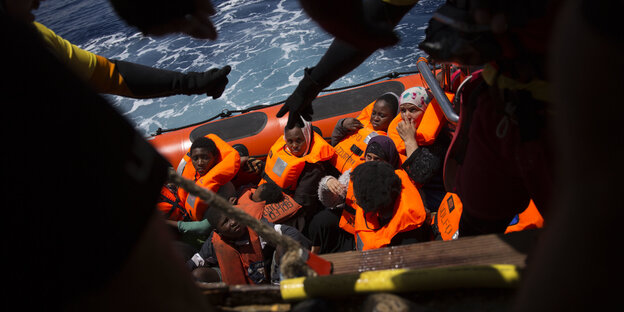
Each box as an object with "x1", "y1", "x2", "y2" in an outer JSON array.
[
  {"x1": 180, "y1": 65, "x2": 231, "y2": 99},
  {"x1": 276, "y1": 67, "x2": 322, "y2": 129},
  {"x1": 114, "y1": 60, "x2": 231, "y2": 99}
]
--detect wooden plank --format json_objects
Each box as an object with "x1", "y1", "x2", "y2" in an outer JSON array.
[
  {"x1": 320, "y1": 229, "x2": 540, "y2": 275},
  {"x1": 196, "y1": 230, "x2": 540, "y2": 307}
]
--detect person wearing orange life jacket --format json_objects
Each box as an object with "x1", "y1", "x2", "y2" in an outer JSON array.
[
  {"x1": 176, "y1": 134, "x2": 240, "y2": 221},
  {"x1": 311, "y1": 135, "x2": 402, "y2": 254},
  {"x1": 261, "y1": 118, "x2": 335, "y2": 236},
  {"x1": 186, "y1": 184, "x2": 311, "y2": 285},
  {"x1": 388, "y1": 87, "x2": 452, "y2": 213},
  {"x1": 330, "y1": 92, "x2": 399, "y2": 173},
  {"x1": 351, "y1": 161, "x2": 432, "y2": 251}
]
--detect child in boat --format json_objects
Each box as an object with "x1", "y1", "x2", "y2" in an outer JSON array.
[
  {"x1": 350, "y1": 161, "x2": 432, "y2": 251},
  {"x1": 261, "y1": 118, "x2": 335, "y2": 237},
  {"x1": 186, "y1": 183, "x2": 312, "y2": 285},
  {"x1": 175, "y1": 134, "x2": 240, "y2": 221},
  {"x1": 311, "y1": 135, "x2": 402, "y2": 254},
  {"x1": 390, "y1": 87, "x2": 452, "y2": 212}
]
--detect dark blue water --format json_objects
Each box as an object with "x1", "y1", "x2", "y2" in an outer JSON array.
[{"x1": 35, "y1": 0, "x2": 443, "y2": 136}]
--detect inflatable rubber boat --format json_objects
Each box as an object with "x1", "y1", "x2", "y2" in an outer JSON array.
[{"x1": 146, "y1": 62, "x2": 457, "y2": 168}]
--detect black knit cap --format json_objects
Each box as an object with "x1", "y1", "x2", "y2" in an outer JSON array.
[{"x1": 351, "y1": 161, "x2": 401, "y2": 213}]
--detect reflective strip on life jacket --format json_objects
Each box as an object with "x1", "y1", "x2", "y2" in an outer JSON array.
[{"x1": 351, "y1": 169, "x2": 428, "y2": 251}]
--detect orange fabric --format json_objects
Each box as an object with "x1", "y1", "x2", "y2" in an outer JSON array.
[
  {"x1": 435, "y1": 194, "x2": 544, "y2": 240},
  {"x1": 156, "y1": 185, "x2": 189, "y2": 221},
  {"x1": 178, "y1": 134, "x2": 241, "y2": 221},
  {"x1": 435, "y1": 193, "x2": 462, "y2": 241},
  {"x1": 351, "y1": 169, "x2": 428, "y2": 251},
  {"x1": 236, "y1": 188, "x2": 303, "y2": 224},
  {"x1": 505, "y1": 200, "x2": 544, "y2": 234},
  {"x1": 355, "y1": 100, "x2": 377, "y2": 128},
  {"x1": 261, "y1": 132, "x2": 334, "y2": 191},
  {"x1": 211, "y1": 201, "x2": 266, "y2": 285},
  {"x1": 338, "y1": 207, "x2": 356, "y2": 235},
  {"x1": 331, "y1": 126, "x2": 381, "y2": 173},
  {"x1": 89, "y1": 55, "x2": 133, "y2": 96}
]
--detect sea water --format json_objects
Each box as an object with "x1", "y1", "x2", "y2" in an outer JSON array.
[{"x1": 35, "y1": 0, "x2": 442, "y2": 137}]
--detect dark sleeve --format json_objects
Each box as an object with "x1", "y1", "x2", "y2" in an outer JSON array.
[
  {"x1": 293, "y1": 162, "x2": 326, "y2": 209},
  {"x1": 261, "y1": 219, "x2": 312, "y2": 250},
  {"x1": 331, "y1": 118, "x2": 355, "y2": 146},
  {"x1": 186, "y1": 232, "x2": 218, "y2": 270},
  {"x1": 402, "y1": 131, "x2": 451, "y2": 185}
]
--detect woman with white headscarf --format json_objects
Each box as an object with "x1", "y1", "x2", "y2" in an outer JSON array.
[{"x1": 261, "y1": 118, "x2": 335, "y2": 236}]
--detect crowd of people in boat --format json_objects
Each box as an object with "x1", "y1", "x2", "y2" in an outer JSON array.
[
  {"x1": 3, "y1": 0, "x2": 553, "y2": 290},
  {"x1": 157, "y1": 81, "x2": 544, "y2": 286}
]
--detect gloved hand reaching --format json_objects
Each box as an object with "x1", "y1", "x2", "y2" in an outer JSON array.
[
  {"x1": 276, "y1": 67, "x2": 323, "y2": 129},
  {"x1": 113, "y1": 60, "x2": 232, "y2": 99},
  {"x1": 180, "y1": 65, "x2": 231, "y2": 99}
]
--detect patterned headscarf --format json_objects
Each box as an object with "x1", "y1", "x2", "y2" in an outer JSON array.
[{"x1": 399, "y1": 86, "x2": 431, "y2": 112}]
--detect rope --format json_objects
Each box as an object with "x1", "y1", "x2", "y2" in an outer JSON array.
[{"x1": 166, "y1": 169, "x2": 317, "y2": 279}]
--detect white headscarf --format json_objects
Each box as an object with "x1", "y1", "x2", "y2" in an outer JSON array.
[{"x1": 284, "y1": 117, "x2": 312, "y2": 157}]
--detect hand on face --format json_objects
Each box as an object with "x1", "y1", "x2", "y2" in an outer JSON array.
[{"x1": 396, "y1": 119, "x2": 416, "y2": 143}]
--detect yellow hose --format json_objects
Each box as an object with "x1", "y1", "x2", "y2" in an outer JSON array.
[{"x1": 280, "y1": 264, "x2": 520, "y2": 301}]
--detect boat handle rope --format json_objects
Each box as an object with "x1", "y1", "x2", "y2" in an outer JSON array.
[{"x1": 166, "y1": 169, "x2": 317, "y2": 280}]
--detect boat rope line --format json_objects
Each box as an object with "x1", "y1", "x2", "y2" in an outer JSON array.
[
  {"x1": 166, "y1": 169, "x2": 317, "y2": 279},
  {"x1": 152, "y1": 70, "x2": 423, "y2": 136}
]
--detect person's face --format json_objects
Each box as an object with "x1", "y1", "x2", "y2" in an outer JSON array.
[
  {"x1": 216, "y1": 215, "x2": 247, "y2": 240},
  {"x1": 3, "y1": 0, "x2": 42, "y2": 22},
  {"x1": 400, "y1": 104, "x2": 424, "y2": 126},
  {"x1": 284, "y1": 127, "x2": 306, "y2": 157},
  {"x1": 190, "y1": 147, "x2": 217, "y2": 176},
  {"x1": 365, "y1": 152, "x2": 383, "y2": 163},
  {"x1": 370, "y1": 100, "x2": 394, "y2": 131}
]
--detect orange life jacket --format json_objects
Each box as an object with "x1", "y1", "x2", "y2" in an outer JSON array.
[
  {"x1": 156, "y1": 185, "x2": 191, "y2": 221},
  {"x1": 387, "y1": 92, "x2": 453, "y2": 160},
  {"x1": 177, "y1": 133, "x2": 241, "y2": 221},
  {"x1": 236, "y1": 188, "x2": 303, "y2": 224},
  {"x1": 350, "y1": 169, "x2": 428, "y2": 251},
  {"x1": 435, "y1": 193, "x2": 463, "y2": 241},
  {"x1": 261, "y1": 132, "x2": 334, "y2": 192},
  {"x1": 331, "y1": 126, "x2": 381, "y2": 173},
  {"x1": 211, "y1": 201, "x2": 267, "y2": 285},
  {"x1": 356, "y1": 100, "x2": 375, "y2": 127},
  {"x1": 504, "y1": 201, "x2": 544, "y2": 234},
  {"x1": 434, "y1": 193, "x2": 544, "y2": 240}
]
